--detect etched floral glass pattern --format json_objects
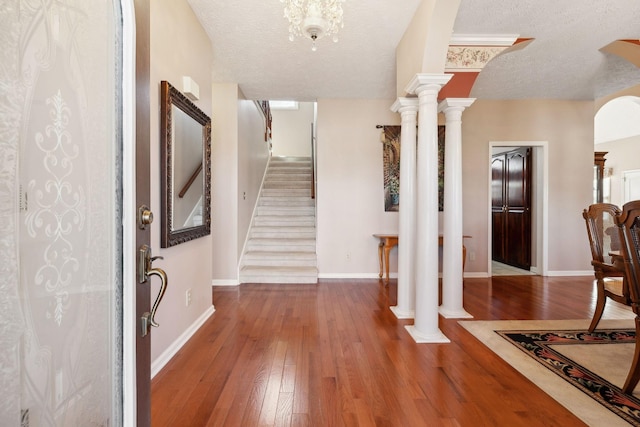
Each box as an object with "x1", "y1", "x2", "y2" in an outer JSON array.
[{"x1": 0, "y1": 0, "x2": 123, "y2": 425}]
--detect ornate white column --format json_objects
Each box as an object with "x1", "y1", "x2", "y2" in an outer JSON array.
[
  {"x1": 390, "y1": 98, "x2": 419, "y2": 319},
  {"x1": 438, "y1": 98, "x2": 475, "y2": 319},
  {"x1": 405, "y1": 74, "x2": 452, "y2": 343}
]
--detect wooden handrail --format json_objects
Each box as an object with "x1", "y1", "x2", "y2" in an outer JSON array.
[
  {"x1": 311, "y1": 123, "x2": 315, "y2": 200},
  {"x1": 178, "y1": 162, "x2": 203, "y2": 198}
]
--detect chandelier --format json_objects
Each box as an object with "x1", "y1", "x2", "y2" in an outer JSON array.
[{"x1": 280, "y1": 0, "x2": 346, "y2": 51}]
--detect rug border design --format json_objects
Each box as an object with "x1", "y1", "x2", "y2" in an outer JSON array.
[
  {"x1": 497, "y1": 328, "x2": 640, "y2": 426},
  {"x1": 459, "y1": 318, "x2": 636, "y2": 427}
]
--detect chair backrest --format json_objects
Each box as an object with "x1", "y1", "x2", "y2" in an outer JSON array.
[
  {"x1": 583, "y1": 203, "x2": 622, "y2": 264},
  {"x1": 616, "y1": 201, "x2": 640, "y2": 305}
]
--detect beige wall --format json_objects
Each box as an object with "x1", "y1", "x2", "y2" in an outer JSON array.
[
  {"x1": 150, "y1": 0, "x2": 213, "y2": 365},
  {"x1": 271, "y1": 102, "x2": 315, "y2": 157},
  {"x1": 316, "y1": 99, "x2": 400, "y2": 276},
  {"x1": 462, "y1": 99, "x2": 595, "y2": 275},
  {"x1": 315, "y1": 98, "x2": 596, "y2": 278},
  {"x1": 211, "y1": 83, "x2": 239, "y2": 281},
  {"x1": 211, "y1": 87, "x2": 270, "y2": 281}
]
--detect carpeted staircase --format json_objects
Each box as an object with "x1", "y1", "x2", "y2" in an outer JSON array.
[{"x1": 239, "y1": 156, "x2": 318, "y2": 284}]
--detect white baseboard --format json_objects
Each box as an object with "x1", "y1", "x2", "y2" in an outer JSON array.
[
  {"x1": 212, "y1": 279, "x2": 239, "y2": 286},
  {"x1": 151, "y1": 305, "x2": 215, "y2": 378},
  {"x1": 318, "y1": 272, "x2": 493, "y2": 279},
  {"x1": 546, "y1": 270, "x2": 593, "y2": 277},
  {"x1": 463, "y1": 272, "x2": 490, "y2": 278},
  {"x1": 315, "y1": 271, "x2": 589, "y2": 280},
  {"x1": 318, "y1": 273, "x2": 392, "y2": 279}
]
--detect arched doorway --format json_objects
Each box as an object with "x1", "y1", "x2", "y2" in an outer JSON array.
[{"x1": 594, "y1": 96, "x2": 640, "y2": 205}]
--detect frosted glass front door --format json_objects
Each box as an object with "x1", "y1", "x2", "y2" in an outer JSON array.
[{"x1": 0, "y1": 1, "x2": 124, "y2": 425}]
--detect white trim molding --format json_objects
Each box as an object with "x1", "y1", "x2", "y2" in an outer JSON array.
[{"x1": 449, "y1": 33, "x2": 519, "y2": 46}]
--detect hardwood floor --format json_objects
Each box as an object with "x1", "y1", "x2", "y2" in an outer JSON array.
[{"x1": 151, "y1": 276, "x2": 603, "y2": 426}]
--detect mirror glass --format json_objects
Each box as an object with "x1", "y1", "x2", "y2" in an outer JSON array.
[{"x1": 160, "y1": 80, "x2": 211, "y2": 247}]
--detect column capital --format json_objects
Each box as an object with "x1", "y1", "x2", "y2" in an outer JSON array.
[
  {"x1": 438, "y1": 98, "x2": 476, "y2": 113},
  {"x1": 391, "y1": 97, "x2": 419, "y2": 113},
  {"x1": 405, "y1": 73, "x2": 453, "y2": 96}
]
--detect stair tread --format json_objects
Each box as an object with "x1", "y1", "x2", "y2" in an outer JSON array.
[{"x1": 244, "y1": 250, "x2": 317, "y2": 257}]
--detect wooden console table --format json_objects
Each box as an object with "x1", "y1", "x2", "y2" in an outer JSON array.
[{"x1": 373, "y1": 234, "x2": 470, "y2": 282}]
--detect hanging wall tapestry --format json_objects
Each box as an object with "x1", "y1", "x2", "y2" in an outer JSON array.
[{"x1": 381, "y1": 125, "x2": 445, "y2": 212}]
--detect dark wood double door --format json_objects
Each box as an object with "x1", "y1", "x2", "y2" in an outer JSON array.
[{"x1": 491, "y1": 147, "x2": 532, "y2": 270}]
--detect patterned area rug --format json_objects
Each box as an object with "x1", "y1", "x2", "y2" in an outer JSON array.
[
  {"x1": 499, "y1": 329, "x2": 640, "y2": 426},
  {"x1": 460, "y1": 318, "x2": 638, "y2": 427}
]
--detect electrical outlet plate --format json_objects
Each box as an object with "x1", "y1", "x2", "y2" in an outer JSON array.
[{"x1": 185, "y1": 289, "x2": 192, "y2": 306}]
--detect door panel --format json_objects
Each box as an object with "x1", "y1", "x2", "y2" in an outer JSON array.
[
  {"x1": 506, "y1": 151, "x2": 526, "y2": 208},
  {"x1": 492, "y1": 148, "x2": 532, "y2": 271},
  {"x1": 505, "y1": 149, "x2": 532, "y2": 269},
  {"x1": 1, "y1": 1, "x2": 125, "y2": 425},
  {"x1": 491, "y1": 157, "x2": 506, "y2": 262}
]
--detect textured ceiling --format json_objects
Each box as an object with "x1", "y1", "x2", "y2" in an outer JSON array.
[
  {"x1": 454, "y1": 0, "x2": 640, "y2": 100},
  {"x1": 187, "y1": 0, "x2": 640, "y2": 101}
]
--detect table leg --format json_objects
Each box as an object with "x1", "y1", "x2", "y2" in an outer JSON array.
[
  {"x1": 463, "y1": 244, "x2": 467, "y2": 271},
  {"x1": 378, "y1": 241, "x2": 384, "y2": 279},
  {"x1": 384, "y1": 243, "x2": 391, "y2": 283}
]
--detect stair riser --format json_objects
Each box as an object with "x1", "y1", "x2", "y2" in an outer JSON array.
[
  {"x1": 257, "y1": 207, "x2": 315, "y2": 216},
  {"x1": 266, "y1": 174, "x2": 311, "y2": 181},
  {"x1": 242, "y1": 259, "x2": 317, "y2": 267},
  {"x1": 246, "y1": 244, "x2": 316, "y2": 252},
  {"x1": 251, "y1": 226, "x2": 315, "y2": 232},
  {"x1": 254, "y1": 219, "x2": 315, "y2": 227},
  {"x1": 259, "y1": 200, "x2": 315, "y2": 207},
  {"x1": 259, "y1": 196, "x2": 313, "y2": 201},
  {"x1": 262, "y1": 189, "x2": 311, "y2": 196},
  {"x1": 268, "y1": 167, "x2": 311, "y2": 173},
  {"x1": 270, "y1": 159, "x2": 311, "y2": 165},
  {"x1": 251, "y1": 232, "x2": 316, "y2": 239},
  {"x1": 253, "y1": 215, "x2": 316, "y2": 227},
  {"x1": 263, "y1": 183, "x2": 310, "y2": 189}
]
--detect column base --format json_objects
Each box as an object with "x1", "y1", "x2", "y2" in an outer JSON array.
[
  {"x1": 405, "y1": 325, "x2": 450, "y2": 343},
  {"x1": 438, "y1": 306, "x2": 473, "y2": 319},
  {"x1": 390, "y1": 305, "x2": 415, "y2": 319}
]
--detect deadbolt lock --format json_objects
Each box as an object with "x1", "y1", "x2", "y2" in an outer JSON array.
[{"x1": 138, "y1": 205, "x2": 154, "y2": 230}]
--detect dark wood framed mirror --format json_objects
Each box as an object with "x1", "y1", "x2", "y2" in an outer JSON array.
[{"x1": 160, "y1": 80, "x2": 211, "y2": 247}]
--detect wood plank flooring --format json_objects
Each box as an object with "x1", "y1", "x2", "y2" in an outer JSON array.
[{"x1": 151, "y1": 276, "x2": 606, "y2": 426}]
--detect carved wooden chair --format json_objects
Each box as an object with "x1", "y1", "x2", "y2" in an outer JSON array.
[
  {"x1": 582, "y1": 203, "x2": 629, "y2": 331},
  {"x1": 616, "y1": 200, "x2": 640, "y2": 394}
]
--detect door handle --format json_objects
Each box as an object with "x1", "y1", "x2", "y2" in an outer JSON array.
[{"x1": 139, "y1": 245, "x2": 168, "y2": 337}]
